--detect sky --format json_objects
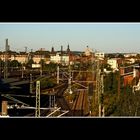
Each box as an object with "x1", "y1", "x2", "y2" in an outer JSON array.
[{"x1": 0, "y1": 23, "x2": 140, "y2": 53}]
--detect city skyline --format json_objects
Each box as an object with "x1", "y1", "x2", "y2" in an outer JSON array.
[{"x1": 0, "y1": 23, "x2": 140, "y2": 53}]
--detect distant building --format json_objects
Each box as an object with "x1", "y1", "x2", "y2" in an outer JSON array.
[
  {"x1": 11, "y1": 54, "x2": 28, "y2": 64},
  {"x1": 38, "y1": 48, "x2": 46, "y2": 51},
  {"x1": 0, "y1": 53, "x2": 50, "y2": 64},
  {"x1": 50, "y1": 53, "x2": 69, "y2": 65},
  {"x1": 124, "y1": 53, "x2": 137, "y2": 58},
  {"x1": 107, "y1": 58, "x2": 118, "y2": 70},
  {"x1": 123, "y1": 75, "x2": 134, "y2": 86},
  {"x1": 67, "y1": 44, "x2": 70, "y2": 54},
  {"x1": 51, "y1": 47, "x2": 55, "y2": 54},
  {"x1": 32, "y1": 64, "x2": 41, "y2": 68},
  {"x1": 125, "y1": 58, "x2": 136, "y2": 64},
  {"x1": 32, "y1": 55, "x2": 46, "y2": 64},
  {"x1": 84, "y1": 46, "x2": 92, "y2": 56},
  {"x1": 95, "y1": 52, "x2": 105, "y2": 59},
  {"x1": 0, "y1": 54, "x2": 28, "y2": 64}
]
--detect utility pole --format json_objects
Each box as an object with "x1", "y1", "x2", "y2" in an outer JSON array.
[
  {"x1": 30, "y1": 74, "x2": 33, "y2": 94},
  {"x1": 40, "y1": 63, "x2": 43, "y2": 77},
  {"x1": 118, "y1": 66, "x2": 120, "y2": 98},
  {"x1": 68, "y1": 64, "x2": 72, "y2": 94},
  {"x1": 100, "y1": 73, "x2": 104, "y2": 117},
  {"x1": 92, "y1": 49, "x2": 94, "y2": 80},
  {"x1": 95, "y1": 59, "x2": 100, "y2": 105},
  {"x1": 89, "y1": 49, "x2": 94, "y2": 115},
  {"x1": 57, "y1": 65, "x2": 59, "y2": 84},
  {"x1": 21, "y1": 63, "x2": 24, "y2": 78},
  {"x1": 30, "y1": 49, "x2": 33, "y2": 60},
  {"x1": 40, "y1": 49, "x2": 43, "y2": 77},
  {"x1": 25, "y1": 46, "x2": 27, "y2": 53},
  {"x1": 35, "y1": 81, "x2": 40, "y2": 117},
  {"x1": 0, "y1": 60, "x2": 1, "y2": 78},
  {"x1": 95, "y1": 58, "x2": 104, "y2": 117},
  {"x1": 96, "y1": 56, "x2": 105, "y2": 117},
  {"x1": 61, "y1": 46, "x2": 63, "y2": 64},
  {"x1": 4, "y1": 39, "x2": 9, "y2": 79}
]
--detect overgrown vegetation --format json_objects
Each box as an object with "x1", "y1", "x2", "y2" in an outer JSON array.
[
  {"x1": 91, "y1": 70, "x2": 140, "y2": 116},
  {"x1": 40, "y1": 78, "x2": 57, "y2": 89}
]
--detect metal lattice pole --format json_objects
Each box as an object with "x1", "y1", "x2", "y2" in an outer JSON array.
[
  {"x1": 57, "y1": 65, "x2": 59, "y2": 84},
  {"x1": 96, "y1": 59, "x2": 100, "y2": 105},
  {"x1": 35, "y1": 81, "x2": 40, "y2": 117},
  {"x1": 40, "y1": 50, "x2": 43, "y2": 77},
  {"x1": 118, "y1": 67, "x2": 120, "y2": 98},
  {"x1": 100, "y1": 73, "x2": 104, "y2": 117},
  {"x1": 68, "y1": 64, "x2": 72, "y2": 94},
  {"x1": 4, "y1": 39, "x2": 9, "y2": 79},
  {"x1": 95, "y1": 59, "x2": 104, "y2": 117},
  {"x1": 21, "y1": 63, "x2": 24, "y2": 78},
  {"x1": 30, "y1": 74, "x2": 33, "y2": 94}
]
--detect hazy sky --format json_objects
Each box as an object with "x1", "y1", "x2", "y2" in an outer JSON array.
[{"x1": 0, "y1": 23, "x2": 140, "y2": 53}]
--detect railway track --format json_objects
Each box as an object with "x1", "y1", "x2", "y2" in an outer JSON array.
[
  {"x1": 2, "y1": 64, "x2": 92, "y2": 117},
  {"x1": 70, "y1": 70, "x2": 90, "y2": 116},
  {"x1": 71, "y1": 91, "x2": 86, "y2": 116}
]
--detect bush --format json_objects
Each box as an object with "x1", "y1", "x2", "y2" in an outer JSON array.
[{"x1": 41, "y1": 79, "x2": 56, "y2": 89}]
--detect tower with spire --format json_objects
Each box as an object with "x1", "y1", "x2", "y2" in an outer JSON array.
[
  {"x1": 51, "y1": 47, "x2": 55, "y2": 54},
  {"x1": 67, "y1": 44, "x2": 70, "y2": 54}
]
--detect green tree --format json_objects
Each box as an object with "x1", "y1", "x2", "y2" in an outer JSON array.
[
  {"x1": 26, "y1": 59, "x2": 34, "y2": 68},
  {"x1": 0, "y1": 59, "x2": 4, "y2": 67},
  {"x1": 45, "y1": 63, "x2": 57, "y2": 73},
  {"x1": 41, "y1": 78, "x2": 56, "y2": 89},
  {"x1": 39, "y1": 59, "x2": 46, "y2": 70},
  {"x1": 0, "y1": 59, "x2": 4, "y2": 76},
  {"x1": 10, "y1": 60, "x2": 21, "y2": 67},
  {"x1": 117, "y1": 53, "x2": 124, "y2": 58}
]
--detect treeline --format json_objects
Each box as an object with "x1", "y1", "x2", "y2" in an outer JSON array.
[{"x1": 91, "y1": 71, "x2": 140, "y2": 116}]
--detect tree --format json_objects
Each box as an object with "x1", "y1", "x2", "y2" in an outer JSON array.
[
  {"x1": 10, "y1": 60, "x2": 21, "y2": 67},
  {"x1": 39, "y1": 59, "x2": 46, "y2": 70},
  {"x1": 107, "y1": 53, "x2": 116, "y2": 58},
  {"x1": 45, "y1": 63, "x2": 57, "y2": 73},
  {"x1": 40, "y1": 78, "x2": 56, "y2": 89},
  {"x1": 117, "y1": 53, "x2": 124, "y2": 58},
  {"x1": 0, "y1": 59, "x2": 4, "y2": 67},
  {"x1": 0, "y1": 59, "x2": 4, "y2": 76},
  {"x1": 26, "y1": 59, "x2": 34, "y2": 68}
]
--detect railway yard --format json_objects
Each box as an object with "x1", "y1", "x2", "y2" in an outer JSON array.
[
  {"x1": 1, "y1": 26, "x2": 140, "y2": 118},
  {"x1": 0, "y1": 64, "x2": 93, "y2": 117},
  {"x1": 1, "y1": 51, "x2": 140, "y2": 117}
]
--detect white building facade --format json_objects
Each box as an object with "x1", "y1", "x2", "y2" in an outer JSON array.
[
  {"x1": 50, "y1": 53, "x2": 69, "y2": 65},
  {"x1": 95, "y1": 52, "x2": 105, "y2": 59},
  {"x1": 107, "y1": 58, "x2": 118, "y2": 70}
]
